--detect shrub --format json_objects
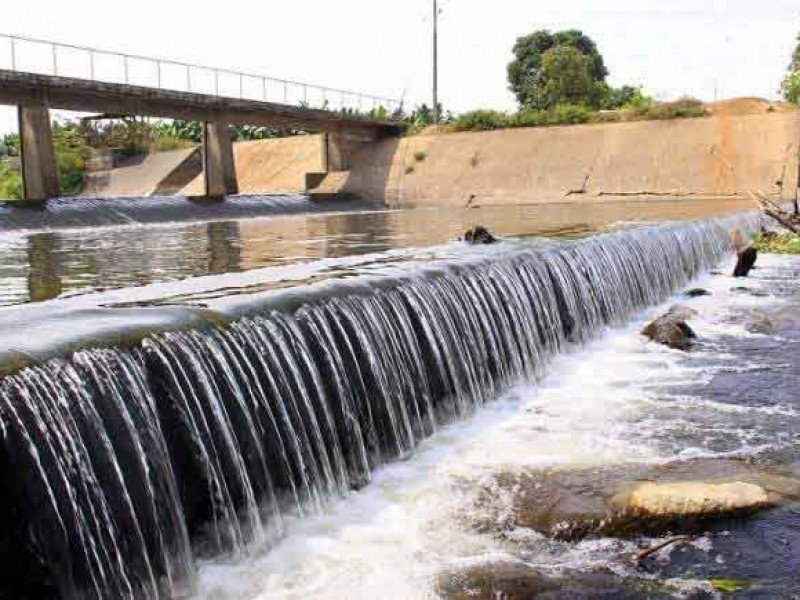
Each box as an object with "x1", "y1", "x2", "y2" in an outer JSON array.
[
  {"x1": 413, "y1": 150, "x2": 428, "y2": 162},
  {"x1": 510, "y1": 107, "x2": 548, "y2": 128},
  {"x1": 547, "y1": 103, "x2": 593, "y2": 125},
  {"x1": 452, "y1": 110, "x2": 510, "y2": 131},
  {"x1": 0, "y1": 162, "x2": 22, "y2": 200},
  {"x1": 753, "y1": 232, "x2": 800, "y2": 254},
  {"x1": 629, "y1": 97, "x2": 707, "y2": 120},
  {"x1": 511, "y1": 104, "x2": 593, "y2": 128}
]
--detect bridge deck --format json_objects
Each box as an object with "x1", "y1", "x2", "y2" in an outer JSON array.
[{"x1": 0, "y1": 70, "x2": 404, "y2": 138}]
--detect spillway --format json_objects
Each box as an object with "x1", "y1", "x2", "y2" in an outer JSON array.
[{"x1": 0, "y1": 215, "x2": 754, "y2": 598}]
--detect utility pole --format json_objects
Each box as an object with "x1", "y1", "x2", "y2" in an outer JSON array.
[{"x1": 433, "y1": 0, "x2": 440, "y2": 124}]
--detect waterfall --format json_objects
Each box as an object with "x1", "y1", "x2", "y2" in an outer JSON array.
[{"x1": 0, "y1": 218, "x2": 747, "y2": 599}]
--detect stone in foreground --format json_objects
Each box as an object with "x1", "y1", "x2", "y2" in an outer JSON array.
[
  {"x1": 458, "y1": 460, "x2": 800, "y2": 541},
  {"x1": 625, "y1": 481, "x2": 770, "y2": 517},
  {"x1": 641, "y1": 306, "x2": 697, "y2": 350}
]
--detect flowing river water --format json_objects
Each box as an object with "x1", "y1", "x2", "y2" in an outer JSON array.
[{"x1": 0, "y1": 196, "x2": 797, "y2": 599}]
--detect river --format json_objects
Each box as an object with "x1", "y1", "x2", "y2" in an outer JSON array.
[{"x1": 0, "y1": 196, "x2": 796, "y2": 599}]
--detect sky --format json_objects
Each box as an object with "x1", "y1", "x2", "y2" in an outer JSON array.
[{"x1": 0, "y1": 0, "x2": 797, "y2": 134}]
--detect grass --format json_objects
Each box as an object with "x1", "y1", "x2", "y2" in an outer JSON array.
[{"x1": 752, "y1": 232, "x2": 800, "y2": 254}]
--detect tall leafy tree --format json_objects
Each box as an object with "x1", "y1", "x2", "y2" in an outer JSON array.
[
  {"x1": 537, "y1": 45, "x2": 598, "y2": 108},
  {"x1": 782, "y1": 33, "x2": 800, "y2": 104},
  {"x1": 507, "y1": 29, "x2": 608, "y2": 108}
]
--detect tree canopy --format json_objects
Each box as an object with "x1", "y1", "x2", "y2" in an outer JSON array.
[
  {"x1": 782, "y1": 33, "x2": 800, "y2": 104},
  {"x1": 537, "y1": 45, "x2": 598, "y2": 108},
  {"x1": 507, "y1": 29, "x2": 608, "y2": 109}
]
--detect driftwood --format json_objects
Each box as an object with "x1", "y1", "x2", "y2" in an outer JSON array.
[
  {"x1": 747, "y1": 190, "x2": 800, "y2": 234},
  {"x1": 634, "y1": 535, "x2": 692, "y2": 564}
]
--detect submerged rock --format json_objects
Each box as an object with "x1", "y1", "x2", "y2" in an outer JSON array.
[
  {"x1": 459, "y1": 459, "x2": 800, "y2": 542},
  {"x1": 684, "y1": 288, "x2": 711, "y2": 298},
  {"x1": 641, "y1": 306, "x2": 697, "y2": 350},
  {"x1": 733, "y1": 246, "x2": 758, "y2": 277},
  {"x1": 744, "y1": 309, "x2": 776, "y2": 334},
  {"x1": 463, "y1": 226, "x2": 497, "y2": 244},
  {"x1": 437, "y1": 562, "x2": 675, "y2": 599},
  {"x1": 731, "y1": 286, "x2": 769, "y2": 298}
]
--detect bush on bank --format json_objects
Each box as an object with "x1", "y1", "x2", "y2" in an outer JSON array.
[
  {"x1": 753, "y1": 233, "x2": 800, "y2": 254},
  {"x1": 0, "y1": 162, "x2": 22, "y2": 201},
  {"x1": 450, "y1": 98, "x2": 708, "y2": 133}
]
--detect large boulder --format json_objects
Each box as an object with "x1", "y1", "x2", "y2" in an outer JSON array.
[
  {"x1": 641, "y1": 305, "x2": 697, "y2": 350},
  {"x1": 624, "y1": 481, "x2": 770, "y2": 518},
  {"x1": 458, "y1": 459, "x2": 800, "y2": 542}
]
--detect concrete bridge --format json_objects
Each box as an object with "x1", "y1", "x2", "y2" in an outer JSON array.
[{"x1": 0, "y1": 34, "x2": 404, "y2": 200}]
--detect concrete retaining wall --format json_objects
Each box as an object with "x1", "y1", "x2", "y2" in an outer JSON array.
[
  {"x1": 182, "y1": 135, "x2": 324, "y2": 195},
  {"x1": 341, "y1": 111, "x2": 800, "y2": 207}
]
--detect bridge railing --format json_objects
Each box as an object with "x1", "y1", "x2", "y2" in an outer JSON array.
[{"x1": 0, "y1": 33, "x2": 402, "y2": 116}]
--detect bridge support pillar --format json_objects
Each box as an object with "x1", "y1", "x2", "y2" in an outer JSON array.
[
  {"x1": 18, "y1": 105, "x2": 59, "y2": 201},
  {"x1": 203, "y1": 118, "x2": 238, "y2": 196},
  {"x1": 323, "y1": 133, "x2": 345, "y2": 171}
]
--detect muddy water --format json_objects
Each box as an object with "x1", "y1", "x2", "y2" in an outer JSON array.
[
  {"x1": 0, "y1": 197, "x2": 750, "y2": 307},
  {"x1": 192, "y1": 252, "x2": 800, "y2": 600}
]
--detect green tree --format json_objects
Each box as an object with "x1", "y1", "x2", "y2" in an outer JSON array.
[
  {"x1": 1, "y1": 133, "x2": 20, "y2": 157},
  {"x1": 537, "y1": 45, "x2": 598, "y2": 108},
  {"x1": 783, "y1": 33, "x2": 800, "y2": 104},
  {"x1": 52, "y1": 122, "x2": 92, "y2": 196},
  {"x1": 507, "y1": 29, "x2": 608, "y2": 108}
]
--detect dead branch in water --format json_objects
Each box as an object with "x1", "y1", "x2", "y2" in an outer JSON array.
[
  {"x1": 634, "y1": 535, "x2": 692, "y2": 564},
  {"x1": 747, "y1": 190, "x2": 800, "y2": 235}
]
